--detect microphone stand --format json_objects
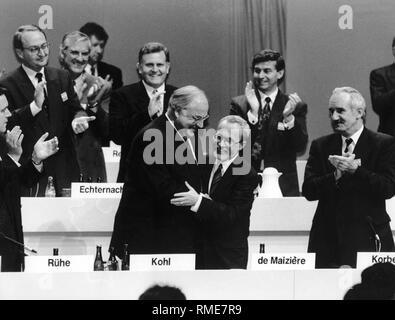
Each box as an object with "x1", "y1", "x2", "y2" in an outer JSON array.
[{"x1": 0, "y1": 232, "x2": 38, "y2": 254}]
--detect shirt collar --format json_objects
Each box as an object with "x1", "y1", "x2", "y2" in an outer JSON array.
[
  {"x1": 342, "y1": 125, "x2": 364, "y2": 145},
  {"x1": 214, "y1": 153, "x2": 239, "y2": 175},
  {"x1": 142, "y1": 81, "x2": 165, "y2": 97},
  {"x1": 22, "y1": 64, "x2": 45, "y2": 83},
  {"x1": 258, "y1": 87, "x2": 278, "y2": 108}
]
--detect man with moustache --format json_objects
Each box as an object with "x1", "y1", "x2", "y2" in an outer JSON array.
[
  {"x1": 230, "y1": 49, "x2": 308, "y2": 196},
  {"x1": 79, "y1": 22, "x2": 123, "y2": 91},
  {"x1": 0, "y1": 25, "x2": 94, "y2": 196},
  {"x1": 110, "y1": 85, "x2": 209, "y2": 257},
  {"x1": 0, "y1": 87, "x2": 59, "y2": 271},
  {"x1": 59, "y1": 31, "x2": 112, "y2": 182},
  {"x1": 171, "y1": 115, "x2": 258, "y2": 269},
  {"x1": 303, "y1": 87, "x2": 395, "y2": 268},
  {"x1": 109, "y1": 42, "x2": 177, "y2": 182}
]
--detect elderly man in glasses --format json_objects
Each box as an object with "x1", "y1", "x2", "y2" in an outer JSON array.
[
  {"x1": 110, "y1": 85, "x2": 209, "y2": 259},
  {"x1": 0, "y1": 24, "x2": 92, "y2": 196},
  {"x1": 170, "y1": 115, "x2": 259, "y2": 269}
]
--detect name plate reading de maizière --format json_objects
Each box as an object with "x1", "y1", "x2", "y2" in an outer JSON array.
[
  {"x1": 250, "y1": 253, "x2": 316, "y2": 270},
  {"x1": 24, "y1": 255, "x2": 94, "y2": 273},
  {"x1": 129, "y1": 254, "x2": 196, "y2": 271},
  {"x1": 71, "y1": 183, "x2": 123, "y2": 198},
  {"x1": 357, "y1": 252, "x2": 395, "y2": 270}
]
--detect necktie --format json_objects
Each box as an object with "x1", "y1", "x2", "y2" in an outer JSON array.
[
  {"x1": 344, "y1": 138, "x2": 353, "y2": 154},
  {"x1": 210, "y1": 164, "x2": 223, "y2": 195},
  {"x1": 262, "y1": 97, "x2": 271, "y2": 122},
  {"x1": 152, "y1": 89, "x2": 163, "y2": 116},
  {"x1": 90, "y1": 64, "x2": 97, "y2": 76},
  {"x1": 35, "y1": 72, "x2": 48, "y2": 111}
]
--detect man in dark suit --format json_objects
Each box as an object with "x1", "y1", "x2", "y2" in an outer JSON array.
[
  {"x1": 230, "y1": 49, "x2": 308, "y2": 196},
  {"x1": 303, "y1": 87, "x2": 395, "y2": 268},
  {"x1": 0, "y1": 88, "x2": 59, "y2": 271},
  {"x1": 370, "y1": 37, "x2": 395, "y2": 136},
  {"x1": 110, "y1": 85, "x2": 209, "y2": 257},
  {"x1": 171, "y1": 115, "x2": 258, "y2": 269},
  {"x1": 59, "y1": 30, "x2": 112, "y2": 182},
  {"x1": 0, "y1": 25, "x2": 94, "y2": 196},
  {"x1": 109, "y1": 42, "x2": 177, "y2": 182},
  {"x1": 79, "y1": 22, "x2": 123, "y2": 90}
]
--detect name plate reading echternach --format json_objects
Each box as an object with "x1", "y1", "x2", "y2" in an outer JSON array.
[
  {"x1": 129, "y1": 254, "x2": 196, "y2": 271},
  {"x1": 24, "y1": 255, "x2": 94, "y2": 273},
  {"x1": 357, "y1": 252, "x2": 395, "y2": 270},
  {"x1": 250, "y1": 253, "x2": 316, "y2": 270},
  {"x1": 71, "y1": 183, "x2": 123, "y2": 198}
]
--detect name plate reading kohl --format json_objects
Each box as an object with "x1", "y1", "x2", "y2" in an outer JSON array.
[
  {"x1": 24, "y1": 255, "x2": 94, "y2": 273},
  {"x1": 357, "y1": 252, "x2": 395, "y2": 270},
  {"x1": 71, "y1": 183, "x2": 123, "y2": 198},
  {"x1": 130, "y1": 254, "x2": 196, "y2": 271},
  {"x1": 250, "y1": 253, "x2": 316, "y2": 270}
]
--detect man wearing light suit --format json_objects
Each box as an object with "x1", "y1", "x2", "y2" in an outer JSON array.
[
  {"x1": 230, "y1": 49, "x2": 308, "y2": 196},
  {"x1": 303, "y1": 87, "x2": 395, "y2": 268},
  {"x1": 0, "y1": 25, "x2": 93, "y2": 196},
  {"x1": 109, "y1": 42, "x2": 177, "y2": 182}
]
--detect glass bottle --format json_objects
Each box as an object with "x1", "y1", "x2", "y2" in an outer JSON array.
[
  {"x1": 87, "y1": 177, "x2": 92, "y2": 183},
  {"x1": 94, "y1": 245, "x2": 104, "y2": 271},
  {"x1": 53, "y1": 248, "x2": 59, "y2": 256},
  {"x1": 97, "y1": 177, "x2": 102, "y2": 183},
  {"x1": 121, "y1": 243, "x2": 129, "y2": 270},
  {"x1": 259, "y1": 243, "x2": 265, "y2": 254},
  {"x1": 108, "y1": 246, "x2": 118, "y2": 271},
  {"x1": 79, "y1": 173, "x2": 84, "y2": 183},
  {"x1": 45, "y1": 176, "x2": 56, "y2": 197}
]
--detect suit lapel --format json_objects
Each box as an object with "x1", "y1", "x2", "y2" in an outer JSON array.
[
  {"x1": 135, "y1": 81, "x2": 150, "y2": 111},
  {"x1": 352, "y1": 127, "x2": 370, "y2": 163},
  {"x1": 14, "y1": 66, "x2": 35, "y2": 102}
]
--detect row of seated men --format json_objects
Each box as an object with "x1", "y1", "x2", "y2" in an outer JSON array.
[{"x1": 1, "y1": 21, "x2": 395, "y2": 272}]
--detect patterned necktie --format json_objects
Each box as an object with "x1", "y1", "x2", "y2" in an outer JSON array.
[
  {"x1": 344, "y1": 138, "x2": 353, "y2": 154},
  {"x1": 35, "y1": 72, "x2": 48, "y2": 111},
  {"x1": 152, "y1": 89, "x2": 163, "y2": 116},
  {"x1": 210, "y1": 164, "x2": 223, "y2": 195}
]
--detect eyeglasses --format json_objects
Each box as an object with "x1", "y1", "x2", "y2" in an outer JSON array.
[
  {"x1": 23, "y1": 42, "x2": 50, "y2": 55},
  {"x1": 180, "y1": 108, "x2": 209, "y2": 122},
  {"x1": 213, "y1": 133, "x2": 240, "y2": 146}
]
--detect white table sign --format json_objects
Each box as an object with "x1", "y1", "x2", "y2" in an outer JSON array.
[
  {"x1": 129, "y1": 254, "x2": 196, "y2": 271},
  {"x1": 250, "y1": 253, "x2": 316, "y2": 270},
  {"x1": 357, "y1": 252, "x2": 395, "y2": 269},
  {"x1": 71, "y1": 183, "x2": 123, "y2": 198},
  {"x1": 25, "y1": 255, "x2": 94, "y2": 273}
]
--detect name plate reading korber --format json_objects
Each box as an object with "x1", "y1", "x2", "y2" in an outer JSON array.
[
  {"x1": 250, "y1": 253, "x2": 316, "y2": 270},
  {"x1": 71, "y1": 183, "x2": 123, "y2": 198},
  {"x1": 129, "y1": 254, "x2": 196, "y2": 271},
  {"x1": 24, "y1": 255, "x2": 94, "y2": 273},
  {"x1": 357, "y1": 252, "x2": 395, "y2": 269}
]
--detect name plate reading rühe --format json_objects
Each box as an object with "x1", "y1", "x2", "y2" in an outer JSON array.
[
  {"x1": 71, "y1": 183, "x2": 123, "y2": 198},
  {"x1": 129, "y1": 254, "x2": 196, "y2": 271},
  {"x1": 357, "y1": 252, "x2": 395, "y2": 269},
  {"x1": 250, "y1": 253, "x2": 316, "y2": 270},
  {"x1": 24, "y1": 255, "x2": 94, "y2": 273}
]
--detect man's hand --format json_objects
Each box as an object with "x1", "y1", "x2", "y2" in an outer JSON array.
[
  {"x1": 148, "y1": 90, "x2": 166, "y2": 118},
  {"x1": 34, "y1": 80, "x2": 47, "y2": 109},
  {"x1": 72, "y1": 116, "x2": 96, "y2": 134},
  {"x1": 283, "y1": 92, "x2": 302, "y2": 121},
  {"x1": 170, "y1": 181, "x2": 199, "y2": 207},
  {"x1": 328, "y1": 154, "x2": 359, "y2": 174},
  {"x1": 6, "y1": 126, "x2": 24, "y2": 162},
  {"x1": 245, "y1": 81, "x2": 259, "y2": 116},
  {"x1": 87, "y1": 75, "x2": 112, "y2": 106},
  {"x1": 32, "y1": 132, "x2": 59, "y2": 163}
]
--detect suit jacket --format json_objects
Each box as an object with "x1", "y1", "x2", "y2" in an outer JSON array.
[
  {"x1": 110, "y1": 114, "x2": 204, "y2": 257},
  {"x1": 302, "y1": 128, "x2": 395, "y2": 268},
  {"x1": 109, "y1": 81, "x2": 177, "y2": 182},
  {"x1": 0, "y1": 155, "x2": 40, "y2": 271},
  {"x1": 196, "y1": 160, "x2": 258, "y2": 269},
  {"x1": 230, "y1": 89, "x2": 308, "y2": 196},
  {"x1": 97, "y1": 61, "x2": 123, "y2": 91},
  {"x1": 0, "y1": 66, "x2": 82, "y2": 196},
  {"x1": 73, "y1": 72, "x2": 108, "y2": 182},
  {"x1": 370, "y1": 63, "x2": 395, "y2": 136}
]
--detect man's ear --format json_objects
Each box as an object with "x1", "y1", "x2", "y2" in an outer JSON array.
[
  {"x1": 136, "y1": 62, "x2": 142, "y2": 74},
  {"x1": 15, "y1": 49, "x2": 24, "y2": 61},
  {"x1": 277, "y1": 69, "x2": 285, "y2": 80}
]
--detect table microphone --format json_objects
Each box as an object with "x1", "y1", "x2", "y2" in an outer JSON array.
[
  {"x1": 0, "y1": 232, "x2": 38, "y2": 254},
  {"x1": 366, "y1": 216, "x2": 381, "y2": 252}
]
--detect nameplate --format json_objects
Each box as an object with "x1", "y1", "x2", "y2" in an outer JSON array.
[
  {"x1": 71, "y1": 183, "x2": 123, "y2": 198},
  {"x1": 102, "y1": 145, "x2": 121, "y2": 163},
  {"x1": 129, "y1": 254, "x2": 196, "y2": 271},
  {"x1": 24, "y1": 255, "x2": 94, "y2": 273},
  {"x1": 357, "y1": 252, "x2": 395, "y2": 269},
  {"x1": 250, "y1": 253, "x2": 316, "y2": 270}
]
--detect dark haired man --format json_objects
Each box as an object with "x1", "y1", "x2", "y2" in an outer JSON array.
[
  {"x1": 230, "y1": 49, "x2": 308, "y2": 196},
  {"x1": 109, "y1": 42, "x2": 177, "y2": 182},
  {"x1": 79, "y1": 22, "x2": 123, "y2": 90}
]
